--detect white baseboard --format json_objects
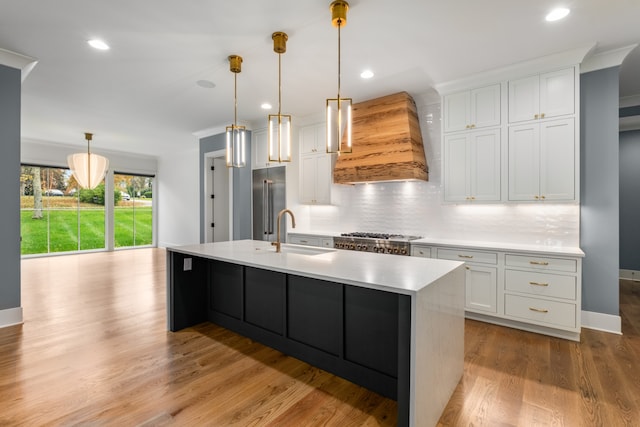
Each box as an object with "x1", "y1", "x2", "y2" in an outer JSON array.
[
  {"x1": 620, "y1": 269, "x2": 640, "y2": 281},
  {"x1": 581, "y1": 310, "x2": 622, "y2": 335},
  {"x1": 0, "y1": 307, "x2": 23, "y2": 329}
]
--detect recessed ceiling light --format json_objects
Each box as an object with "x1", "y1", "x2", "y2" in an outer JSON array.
[
  {"x1": 261, "y1": 103, "x2": 272, "y2": 110},
  {"x1": 196, "y1": 80, "x2": 216, "y2": 89},
  {"x1": 545, "y1": 7, "x2": 570, "y2": 22},
  {"x1": 360, "y1": 69, "x2": 374, "y2": 79},
  {"x1": 88, "y1": 39, "x2": 110, "y2": 50}
]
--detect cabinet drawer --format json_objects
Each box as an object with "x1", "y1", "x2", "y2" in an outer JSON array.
[
  {"x1": 411, "y1": 246, "x2": 431, "y2": 258},
  {"x1": 505, "y1": 294, "x2": 576, "y2": 329},
  {"x1": 288, "y1": 235, "x2": 321, "y2": 247},
  {"x1": 505, "y1": 269, "x2": 576, "y2": 300},
  {"x1": 505, "y1": 254, "x2": 576, "y2": 272},
  {"x1": 437, "y1": 248, "x2": 497, "y2": 264}
]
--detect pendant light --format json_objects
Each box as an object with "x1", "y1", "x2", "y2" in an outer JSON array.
[
  {"x1": 326, "y1": 0, "x2": 352, "y2": 154},
  {"x1": 67, "y1": 132, "x2": 109, "y2": 189},
  {"x1": 226, "y1": 55, "x2": 246, "y2": 167},
  {"x1": 268, "y1": 32, "x2": 292, "y2": 163}
]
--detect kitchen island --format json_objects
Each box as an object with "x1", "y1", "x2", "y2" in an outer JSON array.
[{"x1": 167, "y1": 240, "x2": 465, "y2": 427}]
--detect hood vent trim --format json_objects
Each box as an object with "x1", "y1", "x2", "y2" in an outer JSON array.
[{"x1": 333, "y1": 91, "x2": 428, "y2": 184}]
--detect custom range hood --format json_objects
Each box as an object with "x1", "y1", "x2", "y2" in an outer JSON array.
[{"x1": 333, "y1": 91, "x2": 428, "y2": 184}]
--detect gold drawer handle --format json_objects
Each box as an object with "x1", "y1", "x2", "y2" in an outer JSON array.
[
  {"x1": 458, "y1": 255, "x2": 474, "y2": 259},
  {"x1": 465, "y1": 266, "x2": 470, "y2": 270},
  {"x1": 529, "y1": 261, "x2": 549, "y2": 266},
  {"x1": 529, "y1": 281, "x2": 549, "y2": 287},
  {"x1": 529, "y1": 307, "x2": 549, "y2": 313},
  {"x1": 299, "y1": 240, "x2": 308, "y2": 243}
]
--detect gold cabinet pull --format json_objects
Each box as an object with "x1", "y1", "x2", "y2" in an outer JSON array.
[
  {"x1": 458, "y1": 254, "x2": 474, "y2": 259},
  {"x1": 541, "y1": 113, "x2": 545, "y2": 118},
  {"x1": 534, "y1": 195, "x2": 540, "y2": 200},
  {"x1": 471, "y1": 124, "x2": 476, "y2": 128},
  {"x1": 529, "y1": 261, "x2": 549, "y2": 266},
  {"x1": 529, "y1": 307, "x2": 549, "y2": 313},
  {"x1": 540, "y1": 195, "x2": 546, "y2": 200},
  {"x1": 465, "y1": 266, "x2": 470, "y2": 270},
  {"x1": 299, "y1": 240, "x2": 308, "y2": 243},
  {"x1": 529, "y1": 281, "x2": 549, "y2": 287},
  {"x1": 534, "y1": 114, "x2": 539, "y2": 119}
]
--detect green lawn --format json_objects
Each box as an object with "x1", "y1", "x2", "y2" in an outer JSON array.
[{"x1": 20, "y1": 206, "x2": 152, "y2": 255}]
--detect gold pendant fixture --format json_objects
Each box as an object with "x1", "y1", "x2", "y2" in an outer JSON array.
[
  {"x1": 67, "y1": 132, "x2": 109, "y2": 189},
  {"x1": 326, "y1": 0, "x2": 352, "y2": 154},
  {"x1": 226, "y1": 54, "x2": 247, "y2": 168},
  {"x1": 268, "y1": 32, "x2": 292, "y2": 163}
]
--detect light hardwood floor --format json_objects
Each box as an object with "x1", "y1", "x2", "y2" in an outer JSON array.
[{"x1": 2, "y1": 248, "x2": 639, "y2": 426}]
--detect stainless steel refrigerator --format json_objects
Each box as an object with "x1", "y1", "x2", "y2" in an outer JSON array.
[{"x1": 252, "y1": 166, "x2": 286, "y2": 242}]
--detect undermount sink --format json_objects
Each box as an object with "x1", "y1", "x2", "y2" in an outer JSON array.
[{"x1": 258, "y1": 244, "x2": 336, "y2": 256}]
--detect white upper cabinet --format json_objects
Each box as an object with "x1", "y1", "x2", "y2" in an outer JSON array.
[
  {"x1": 252, "y1": 128, "x2": 285, "y2": 169},
  {"x1": 444, "y1": 128, "x2": 501, "y2": 202},
  {"x1": 508, "y1": 68, "x2": 575, "y2": 124},
  {"x1": 299, "y1": 123, "x2": 332, "y2": 205},
  {"x1": 300, "y1": 123, "x2": 326, "y2": 155},
  {"x1": 443, "y1": 84, "x2": 501, "y2": 133},
  {"x1": 508, "y1": 118, "x2": 575, "y2": 201}
]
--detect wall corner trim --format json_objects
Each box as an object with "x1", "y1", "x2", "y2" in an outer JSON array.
[
  {"x1": 0, "y1": 47, "x2": 38, "y2": 82},
  {"x1": 0, "y1": 307, "x2": 23, "y2": 329},
  {"x1": 581, "y1": 310, "x2": 622, "y2": 335},
  {"x1": 581, "y1": 44, "x2": 638, "y2": 74}
]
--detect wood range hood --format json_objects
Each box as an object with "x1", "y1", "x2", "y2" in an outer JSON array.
[{"x1": 333, "y1": 91, "x2": 428, "y2": 184}]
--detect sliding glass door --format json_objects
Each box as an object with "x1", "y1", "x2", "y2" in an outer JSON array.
[
  {"x1": 114, "y1": 173, "x2": 154, "y2": 248},
  {"x1": 20, "y1": 165, "x2": 106, "y2": 255}
]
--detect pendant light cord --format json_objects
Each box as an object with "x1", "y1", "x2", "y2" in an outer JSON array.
[
  {"x1": 337, "y1": 20, "x2": 341, "y2": 99},
  {"x1": 278, "y1": 52, "x2": 282, "y2": 116},
  {"x1": 234, "y1": 72, "x2": 238, "y2": 127}
]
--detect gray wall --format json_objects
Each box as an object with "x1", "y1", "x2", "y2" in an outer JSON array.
[
  {"x1": 199, "y1": 132, "x2": 252, "y2": 242},
  {"x1": 0, "y1": 64, "x2": 21, "y2": 311},
  {"x1": 619, "y1": 129, "x2": 640, "y2": 270},
  {"x1": 580, "y1": 66, "x2": 620, "y2": 316}
]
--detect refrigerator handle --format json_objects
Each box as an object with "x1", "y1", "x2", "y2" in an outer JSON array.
[{"x1": 263, "y1": 179, "x2": 275, "y2": 236}]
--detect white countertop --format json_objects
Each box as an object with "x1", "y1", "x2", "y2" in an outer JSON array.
[
  {"x1": 168, "y1": 239, "x2": 463, "y2": 295},
  {"x1": 288, "y1": 231, "x2": 584, "y2": 257}
]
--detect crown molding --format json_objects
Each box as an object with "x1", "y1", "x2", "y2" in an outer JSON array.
[{"x1": 581, "y1": 44, "x2": 638, "y2": 74}]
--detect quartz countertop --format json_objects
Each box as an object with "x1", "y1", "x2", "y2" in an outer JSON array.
[{"x1": 168, "y1": 239, "x2": 463, "y2": 295}]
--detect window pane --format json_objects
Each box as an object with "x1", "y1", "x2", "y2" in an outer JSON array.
[{"x1": 114, "y1": 173, "x2": 153, "y2": 248}]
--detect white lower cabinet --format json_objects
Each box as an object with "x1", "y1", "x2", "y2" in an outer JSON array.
[
  {"x1": 412, "y1": 242, "x2": 582, "y2": 341},
  {"x1": 436, "y1": 247, "x2": 498, "y2": 314}
]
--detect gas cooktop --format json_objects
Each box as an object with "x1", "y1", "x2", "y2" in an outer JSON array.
[{"x1": 334, "y1": 232, "x2": 422, "y2": 255}]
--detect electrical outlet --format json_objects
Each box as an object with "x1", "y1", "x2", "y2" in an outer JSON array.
[{"x1": 183, "y1": 258, "x2": 192, "y2": 271}]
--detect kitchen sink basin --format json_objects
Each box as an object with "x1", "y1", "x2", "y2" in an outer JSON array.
[{"x1": 257, "y1": 244, "x2": 336, "y2": 256}]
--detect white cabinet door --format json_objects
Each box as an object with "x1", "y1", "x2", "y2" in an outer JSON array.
[
  {"x1": 539, "y1": 68, "x2": 575, "y2": 119},
  {"x1": 300, "y1": 154, "x2": 332, "y2": 205},
  {"x1": 444, "y1": 84, "x2": 500, "y2": 133},
  {"x1": 470, "y1": 129, "x2": 501, "y2": 201},
  {"x1": 314, "y1": 154, "x2": 332, "y2": 204},
  {"x1": 300, "y1": 123, "x2": 326, "y2": 155},
  {"x1": 465, "y1": 265, "x2": 497, "y2": 313},
  {"x1": 251, "y1": 129, "x2": 269, "y2": 169},
  {"x1": 508, "y1": 123, "x2": 540, "y2": 201},
  {"x1": 508, "y1": 119, "x2": 575, "y2": 202},
  {"x1": 300, "y1": 155, "x2": 317, "y2": 204},
  {"x1": 444, "y1": 133, "x2": 469, "y2": 201},
  {"x1": 509, "y1": 68, "x2": 575, "y2": 124},
  {"x1": 444, "y1": 129, "x2": 500, "y2": 202},
  {"x1": 508, "y1": 75, "x2": 539, "y2": 123},
  {"x1": 443, "y1": 91, "x2": 470, "y2": 133},
  {"x1": 540, "y1": 118, "x2": 575, "y2": 200},
  {"x1": 471, "y1": 84, "x2": 501, "y2": 129}
]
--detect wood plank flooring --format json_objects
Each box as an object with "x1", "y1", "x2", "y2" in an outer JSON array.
[{"x1": 1, "y1": 248, "x2": 639, "y2": 426}]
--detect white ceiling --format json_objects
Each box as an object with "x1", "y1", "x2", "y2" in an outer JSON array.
[{"x1": 1, "y1": 0, "x2": 639, "y2": 155}]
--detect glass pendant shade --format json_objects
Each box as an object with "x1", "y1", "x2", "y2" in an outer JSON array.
[
  {"x1": 226, "y1": 124, "x2": 246, "y2": 168},
  {"x1": 267, "y1": 32, "x2": 292, "y2": 163},
  {"x1": 67, "y1": 133, "x2": 109, "y2": 189},
  {"x1": 268, "y1": 113, "x2": 292, "y2": 162},
  {"x1": 326, "y1": 97, "x2": 352, "y2": 153},
  {"x1": 226, "y1": 54, "x2": 246, "y2": 168},
  {"x1": 326, "y1": 0, "x2": 352, "y2": 154}
]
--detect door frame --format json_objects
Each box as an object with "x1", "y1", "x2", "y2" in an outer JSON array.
[{"x1": 203, "y1": 149, "x2": 233, "y2": 242}]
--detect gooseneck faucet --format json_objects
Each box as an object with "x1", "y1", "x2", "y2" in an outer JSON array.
[{"x1": 272, "y1": 209, "x2": 296, "y2": 253}]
